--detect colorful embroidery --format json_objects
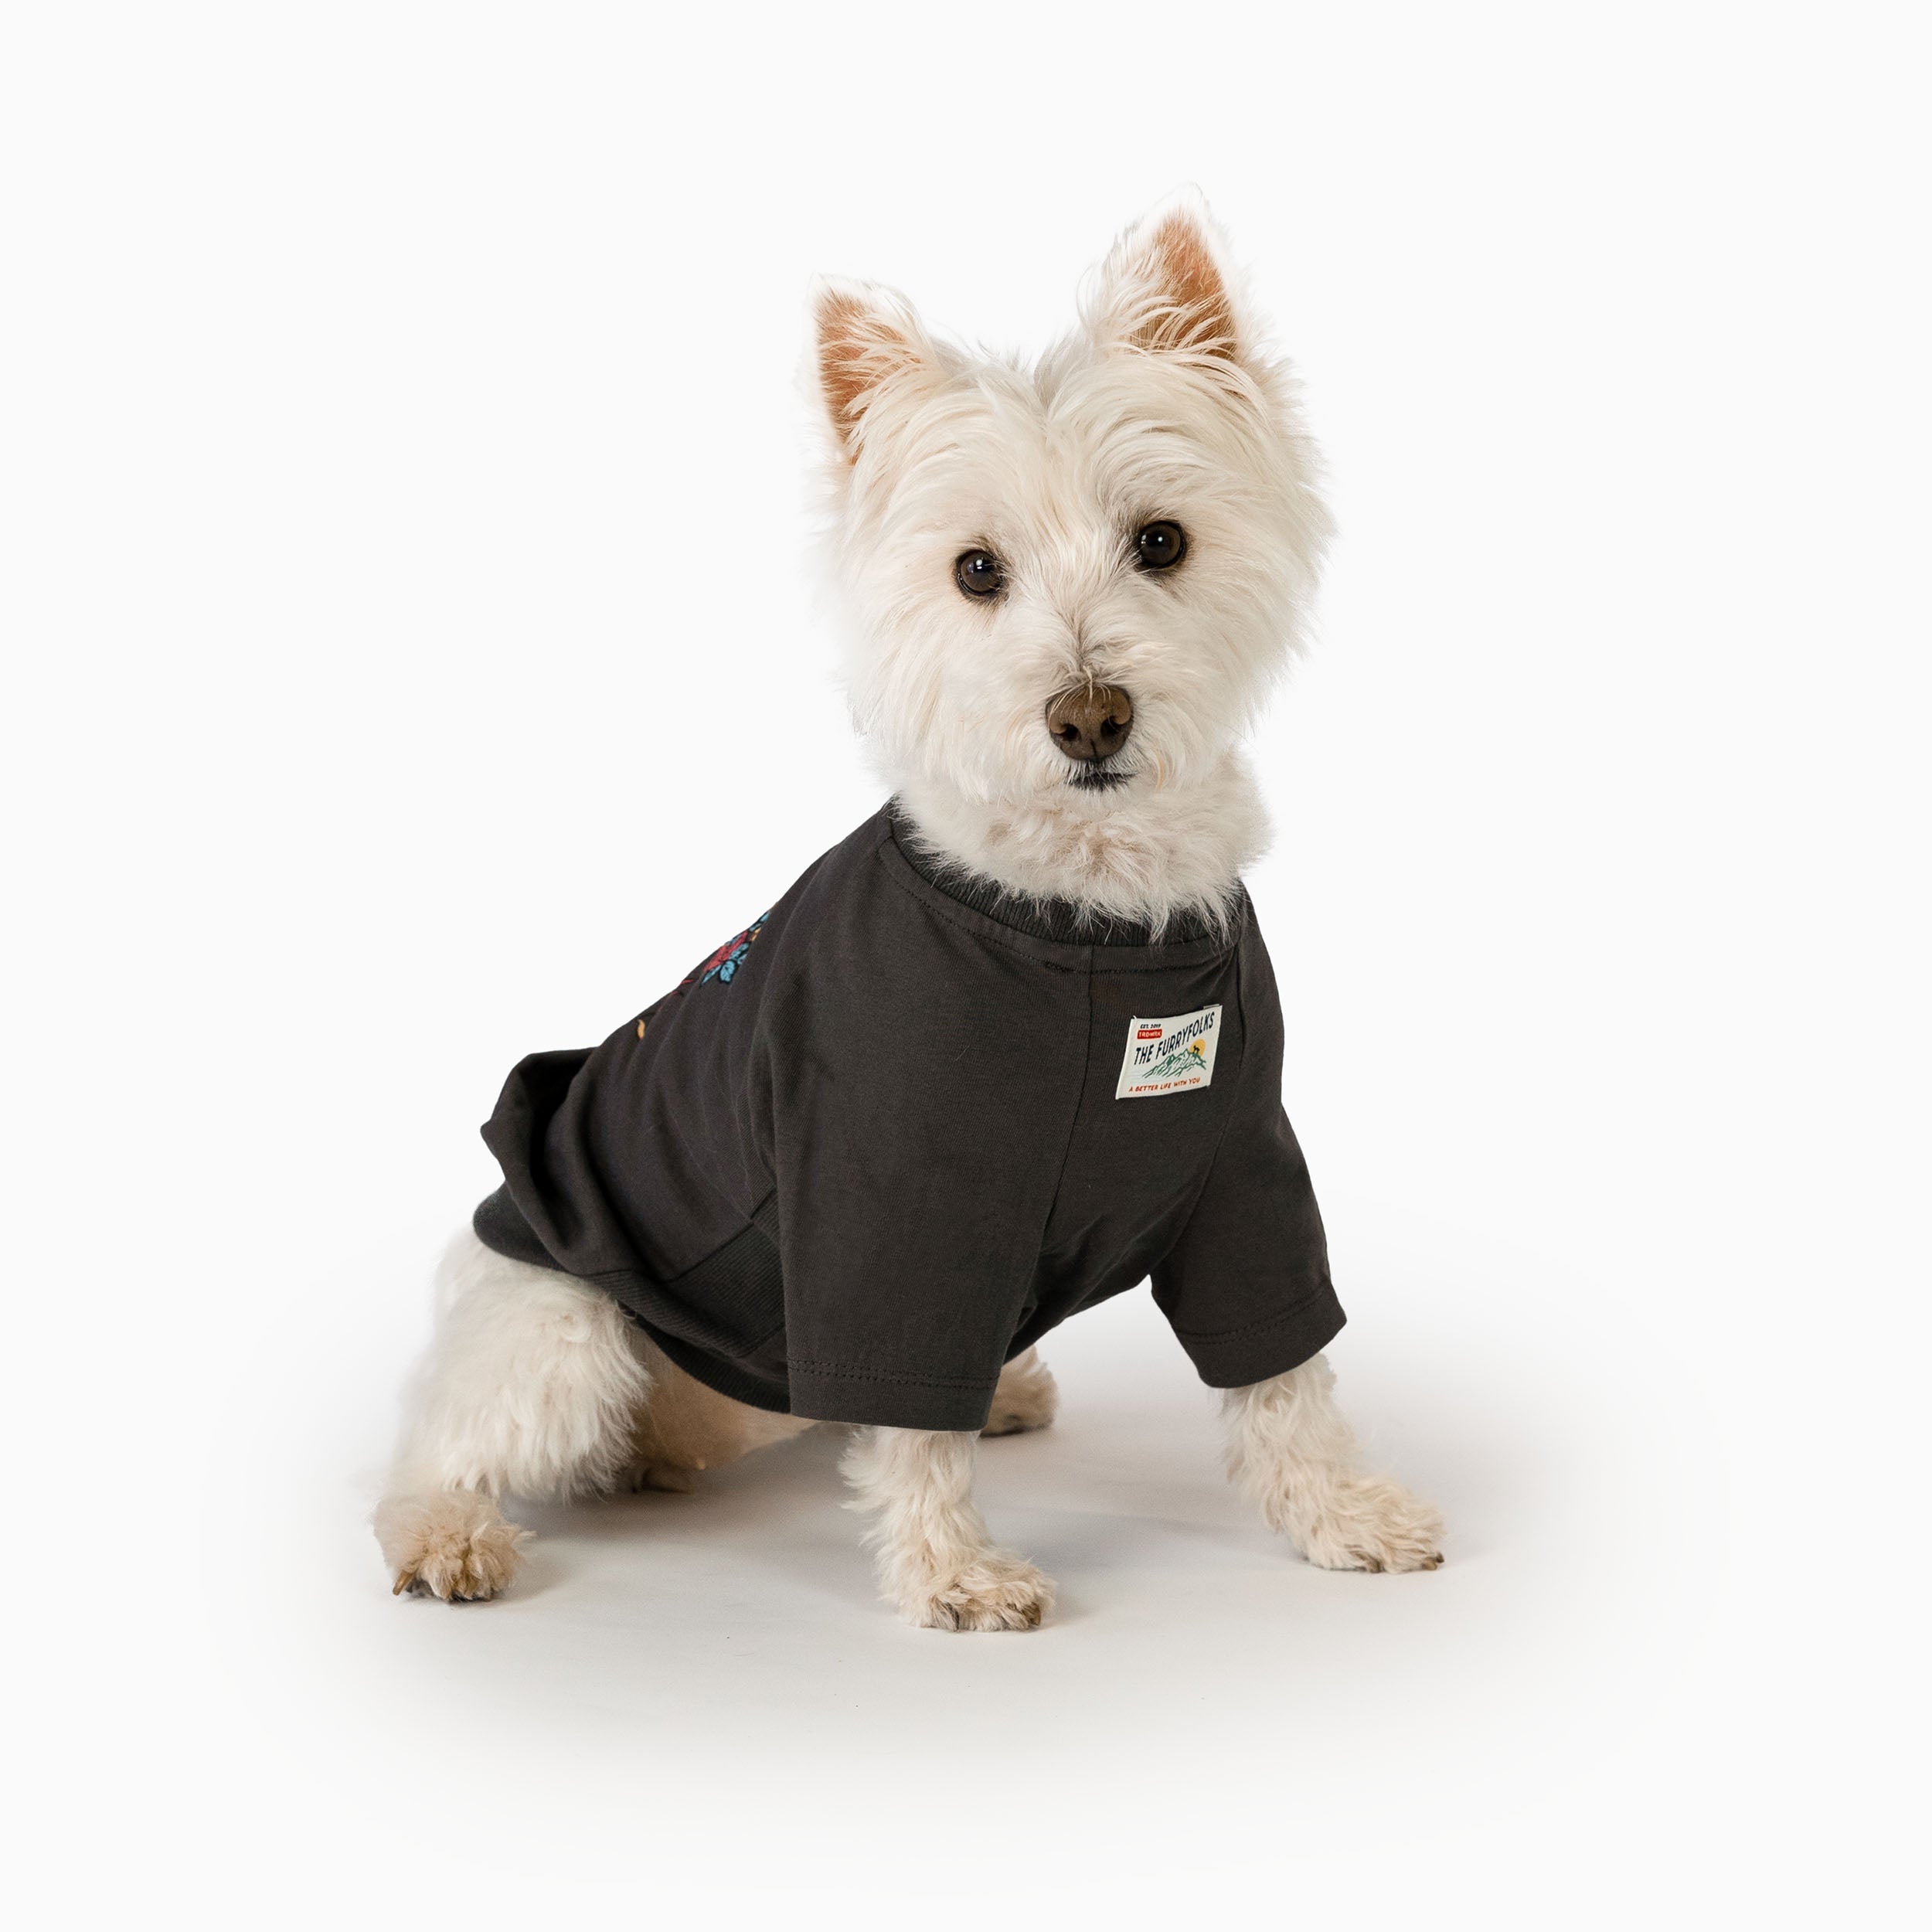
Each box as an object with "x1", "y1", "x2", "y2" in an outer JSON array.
[{"x1": 680, "y1": 910, "x2": 771, "y2": 989}]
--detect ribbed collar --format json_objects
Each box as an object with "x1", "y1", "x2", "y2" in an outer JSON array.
[{"x1": 885, "y1": 801, "x2": 1241, "y2": 948}]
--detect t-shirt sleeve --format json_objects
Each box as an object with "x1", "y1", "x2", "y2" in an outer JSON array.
[{"x1": 1149, "y1": 930, "x2": 1345, "y2": 1388}]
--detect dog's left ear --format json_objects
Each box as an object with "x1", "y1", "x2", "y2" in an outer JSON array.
[{"x1": 1087, "y1": 194, "x2": 1248, "y2": 364}]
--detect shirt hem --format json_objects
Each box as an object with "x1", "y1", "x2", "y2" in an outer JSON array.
[
  {"x1": 786, "y1": 1362, "x2": 1002, "y2": 1433},
  {"x1": 638, "y1": 1324, "x2": 796, "y2": 1417}
]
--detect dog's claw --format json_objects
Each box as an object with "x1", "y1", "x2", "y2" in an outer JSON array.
[
  {"x1": 376, "y1": 1494, "x2": 528, "y2": 1604},
  {"x1": 1294, "y1": 1474, "x2": 1446, "y2": 1574},
  {"x1": 902, "y1": 1553, "x2": 1055, "y2": 1631}
]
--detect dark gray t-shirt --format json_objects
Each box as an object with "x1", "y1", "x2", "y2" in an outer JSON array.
[{"x1": 473, "y1": 805, "x2": 1343, "y2": 1430}]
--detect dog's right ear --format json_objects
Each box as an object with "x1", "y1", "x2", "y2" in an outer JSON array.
[
  {"x1": 1086, "y1": 193, "x2": 1250, "y2": 367},
  {"x1": 811, "y1": 279, "x2": 938, "y2": 463}
]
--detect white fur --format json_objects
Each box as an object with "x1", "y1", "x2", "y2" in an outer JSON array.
[
  {"x1": 979, "y1": 1345, "x2": 1058, "y2": 1437},
  {"x1": 376, "y1": 1233, "x2": 1052, "y2": 1604},
  {"x1": 1224, "y1": 1355, "x2": 1444, "y2": 1573},
  {"x1": 818, "y1": 190, "x2": 1331, "y2": 931},
  {"x1": 377, "y1": 1233, "x2": 650, "y2": 1600},
  {"x1": 842, "y1": 1427, "x2": 1053, "y2": 1631},
  {"x1": 376, "y1": 197, "x2": 1442, "y2": 1624},
  {"x1": 400, "y1": 1228, "x2": 650, "y2": 1500}
]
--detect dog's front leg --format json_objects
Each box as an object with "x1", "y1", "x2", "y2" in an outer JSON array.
[
  {"x1": 1225, "y1": 1354, "x2": 1444, "y2": 1573},
  {"x1": 841, "y1": 1427, "x2": 1054, "y2": 1631}
]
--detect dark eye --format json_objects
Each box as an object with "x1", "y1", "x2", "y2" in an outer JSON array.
[
  {"x1": 954, "y1": 549, "x2": 1005, "y2": 600},
  {"x1": 1134, "y1": 521, "x2": 1187, "y2": 571}
]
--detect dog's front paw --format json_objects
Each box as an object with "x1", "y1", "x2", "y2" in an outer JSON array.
[
  {"x1": 1296, "y1": 1475, "x2": 1444, "y2": 1573},
  {"x1": 376, "y1": 1491, "x2": 530, "y2": 1601},
  {"x1": 901, "y1": 1551, "x2": 1055, "y2": 1631}
]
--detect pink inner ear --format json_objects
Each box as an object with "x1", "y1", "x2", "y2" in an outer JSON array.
[
  {"x1": 1138, "y1": 214, "x2": 1238, "y2": 358},
  {"x1": 817, "y1": 294, "x2": 906, "y2": 454}
]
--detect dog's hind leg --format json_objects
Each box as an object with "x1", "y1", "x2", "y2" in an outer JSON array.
[
  {"x1": 981, "y1": 1347, "x2": 1058, "y2": 1436},
  {"x1": 375, "y1": 1228, "x2": 650, "y2": 1600},
  {"x1": 1223, "y1": 1353, "x2": 1444, "y2": 1573},
  {"x1": 841, "y1": 1426, "x2": 1054, "y2": 1631},
  {"x1": 622, "y1": 1333, "x2": 816, "y2": 1492}
]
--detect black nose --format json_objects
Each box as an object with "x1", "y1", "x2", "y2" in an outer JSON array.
[{"x1": 1046, "y1": 684, "x2": 1134, "y2": 763}]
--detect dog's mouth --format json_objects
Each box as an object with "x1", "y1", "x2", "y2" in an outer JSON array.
[{"x1": 1066, "y1": 765, "x2": 1134, "y2": 793}]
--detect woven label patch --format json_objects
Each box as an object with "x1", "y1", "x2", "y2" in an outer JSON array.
[{"x1": 1115, "y1": 1005, "x2": 1223, "y2": 1099}]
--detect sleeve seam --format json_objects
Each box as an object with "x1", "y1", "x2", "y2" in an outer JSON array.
[
  {"x1": 788, "y1": 1359, "x2": 1002, "y2": 1391},
  {"x1": 1167, "y1": 1287, "x2": 1338, "y2": 1348}
]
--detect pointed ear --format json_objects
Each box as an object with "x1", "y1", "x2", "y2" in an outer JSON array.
[
  {"x1": 1087, "y1": 196, "x2": 1245, "y2": 362},
  {"x1": 811, "y1": 278, "x2": 938, "y2": 461}
]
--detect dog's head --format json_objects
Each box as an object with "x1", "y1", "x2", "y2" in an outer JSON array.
[{"x1": 812, "y1": 196, "x2": 1330, "y2": 883}]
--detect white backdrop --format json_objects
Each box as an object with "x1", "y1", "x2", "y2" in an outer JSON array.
[{"x1": 5, "y1": 4, "x2": 1925, "y2": 1926}]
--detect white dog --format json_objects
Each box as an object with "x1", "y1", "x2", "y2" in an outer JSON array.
[{"x1": 376, "y1": 196, "x2": 1443, "y2": 1630}]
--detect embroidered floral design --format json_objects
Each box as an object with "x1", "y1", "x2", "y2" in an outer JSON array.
[{"x1": 680, "y1": 910, "x2": 772, "y2": 989}]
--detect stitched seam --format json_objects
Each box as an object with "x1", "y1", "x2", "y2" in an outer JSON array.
[
  {"x1": 880, "y1": 852, "x2": 1237, "y2": 973},
  {"x1": 872, "y1": 850, "x2": 1085, "y2": 971},
  {"x1": 580, "y1": 1207, "x2": 775, "y2": 1295},
  {"x1": 873, "y1": 833, "x2": 1243, "y2": 970},
  {"x1": 594, "y1": 1277, "x2": 790, "y2": 1350},
  {"x1": 1168, "y1": 1290, "x2": 1339, "y2": 1347},
  {"x1": 1088, "y1": 953, "x2": 1238, "y2": 976},
  {"x1": 788, "y1": 1359, "x2": 1001, "y2": 1390},
  {"x1": 584, "y1": 1200, "x2": 789, "y2": 1354},
  {"x1": 884, "y1": 811, "x2": 1249, "y2": 952}
]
